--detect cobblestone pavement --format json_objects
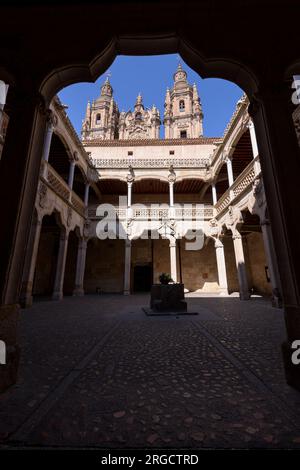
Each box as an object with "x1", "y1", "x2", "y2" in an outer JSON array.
[{"x1": 1, "y1": 294, "x2": 300, "y2": 449}]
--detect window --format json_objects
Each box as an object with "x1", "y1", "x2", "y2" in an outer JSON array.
[
  {"x1": 179, "y1": 100, "x2": 185, "y2": 111},
  {"x1": 169, "y1": 150, "x2": 175, "y2": 155},
  {"x1": 180, "y1": 130, "x2": 187, "y2": 139},
  {"x1": 96, "y1": 113, "x2": 101, "y2": 124},
  {"x1": 128, "y1": 151, "x2": 133, "y2": 156}
]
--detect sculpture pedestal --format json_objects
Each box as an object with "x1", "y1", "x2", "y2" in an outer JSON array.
[{"x1": 150, "y1": 283, "x2": 187, "y2": 312}]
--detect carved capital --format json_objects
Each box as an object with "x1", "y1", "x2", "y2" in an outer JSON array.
[
  {"x1": 38, "y1": 182, "x2": 47, "y2": 208},
  {"x1": 126, "y1": 165, "x2": 135, "y2": 183},
  {"x1": 83, "y1": 219, "x2": 91, "y2": 239},
  {"x1": 225, "y1": 206, "x2": 243, "y2": 235},
  {"x1": 214, "y1": 238, "x2": 224, "y2": 249},
  {"x1": 168, "y1": 164, "x2": 176, "y2": 183}
]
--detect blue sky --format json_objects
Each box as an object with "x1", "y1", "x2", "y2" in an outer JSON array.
[{"x1": 59, "y1": 54, "x2": 243, "y2": 139}]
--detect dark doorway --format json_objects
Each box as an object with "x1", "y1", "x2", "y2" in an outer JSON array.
[{"x1": 133, "y1": 264, "x2": 153, "y2": 292}]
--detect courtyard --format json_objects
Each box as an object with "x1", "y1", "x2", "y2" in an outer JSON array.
[{"x1": 0, "y1": 294, "x2": 300, "y2": 449}]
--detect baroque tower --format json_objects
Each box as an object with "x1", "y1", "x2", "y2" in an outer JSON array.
[
  {"x1": 164, "y1": 64, "x2": 203, "y2": 139},
  {"x1": 81, "y1": 77, "x2": 119, "y2": 140}
]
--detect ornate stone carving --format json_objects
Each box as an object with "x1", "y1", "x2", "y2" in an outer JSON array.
[
  {"x1": 83, "y1": 219, "x2": 90, "y2": 238},
  {"x1": 168, "y1": 165, "x2": 176, "y2": 183},
  {"x1": 225, "y1": 205, "x2": 243, "y2": 237},
  {"x1": 206, "y1": 218, "x2": 222, "y2": 239},
  {"x1": 126, "y1": 165, "x2": 135, "y2": 183},
  {"x1": 90, "y1": 157, "x2": 210, "y2": 169},
  {"x1": 38, "y1": 182, "x2": 47, "y2": 208}
]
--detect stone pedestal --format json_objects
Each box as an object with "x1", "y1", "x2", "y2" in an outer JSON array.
[{"x1": 150, "y1": 283, "x2": 187, "y2": 312}]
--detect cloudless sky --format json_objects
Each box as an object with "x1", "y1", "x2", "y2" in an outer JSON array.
[{"x1": 59, "y1": 54, "x2": 243, "y2": 139}]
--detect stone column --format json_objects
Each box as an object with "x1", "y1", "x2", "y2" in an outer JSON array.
[
  {"x1": 123, "y1": 239, "x2": 131, "y2": 295},
  {"x1": 226, "y1": 157, "x2": 234, "y2": 187},
  {"x1": 127, "y1": 181, "x2": 133, "y2": 207},
  {"x1": 260, "y1": 218, "x2": 282, "y2": 307},
  {"x1": 20, "y1": 217, "x2": 42, "y2": 308},
  {"x1": 68, "y1": 160, "x2": 76, "y2": 189},
  {"x1": 248, "y1": 119, "x2": 259, "y2": 158},
  {"x1": 41, "y1": 120, "x2": 54, "y2": 178},
  {"x1": 232, "y1": 231, "x2": 250, "y2": 300},
  {"x1": 211, "y1": 183, "x2": 217, "y2": 205},
  {"x1": 249, "y1": 84, "x2": 300, "y2": 389},
  {"x1": 215, "y1": 239, "x2": 228, "y2": 295},
  {"x1": 168, "y1": 166, "x2": 176, "y2": 207},
  {"x1": 126, "y1": 166, "x2": 134, "y2": 213},
  {"x1": 169, "y1": 181, "x2": 174, "y2": 207},
  {"x1": 169, "y1": 238, "x2": 177, "y2": 283},
  {"x1": 73, "y1": 238, "x2": 88, "y2": 296},
  {"x1": 52, "y1": 231, "x2": 69, "y2": 300},
  {"x1": 248, "y1": 119, "x2": 261, "y2": 175},
  {"x1": 84, "y1": 183, "x2": 90, "y2": 207}
]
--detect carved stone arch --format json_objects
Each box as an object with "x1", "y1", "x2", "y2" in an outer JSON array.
[
  {"x1": 52, "y1": 129, "x2": 73, "y2": 161},
  {"x1": 53, "y1": 208, "x2": 67, "y2": 232},
  {"x1": 134, "y1": 175, "x2": 169, "y2": 183},
  {"x1": 75, "y1": 161, "x2": 88, "y2": 184}
]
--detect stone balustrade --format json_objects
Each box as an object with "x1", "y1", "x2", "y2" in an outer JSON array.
[
  {"x1": 215, "y1": 157, "x2": 261, "y2": 218},
  {"x1": 88, "y1": 204, "x2": 214, "y2": 221},
  {"x1": 41, "y1": 161, "x2": 86, "y2": 217},
  {"x1": 90, "y1": 157, "x2": 211, "y2": 169}
]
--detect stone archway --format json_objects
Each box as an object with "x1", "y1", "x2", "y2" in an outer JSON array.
[{"x1": 0, "y1": 6, "x2": 300, "y2": 391}]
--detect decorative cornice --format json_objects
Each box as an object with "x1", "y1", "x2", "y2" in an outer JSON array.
[{"x1": 82, "y1": 136, "x2": 222, "y2": 148}]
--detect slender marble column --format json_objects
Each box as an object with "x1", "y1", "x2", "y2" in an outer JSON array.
[
  {"x1": 127, "y1": 181, "x2": 133, "y2": 207},
  {"x1": 68, "y1": 160, "x2": 76, "y2": 189},
  {"x1": 169, "y1": 181, "x2": 174, "y2": 207},
  {"x1": 248, "y1": 119, "x2": 259, "y2": 158},
  {"x1": 42, "y1": 121, "x2": 54, "y2": 163},
  {"x1": 215, "y1": 239, "x2": 228, "y2": 295},
  {"x1": 232, "y1": 232, "x2": 250, "y2": 300},
  {"x1": 84, "y1": 183, "x2": 90, "y2": 207},
  {"x1": 226, "y1": 157, "x2": 234, "y2": 187},
  {"x1": 211, "y1": 183, "x2": 217, "y2": 205},
  {"x1": 123, "y1": 239, "x2": 131, "y2": 295},
  {"x1": 52, "y1": 231, "x2": 69, "y2": 300},
  {"x1": 73, "y1": 238, "x2": 88, "y2": 296},
  {"x1": 169, "y1": 238, "x2": 177, "y2": 283}
]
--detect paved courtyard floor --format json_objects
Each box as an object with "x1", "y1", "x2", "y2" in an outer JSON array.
[{"x1": 1, "y1": 294, "x2": 300, "y2": 449}]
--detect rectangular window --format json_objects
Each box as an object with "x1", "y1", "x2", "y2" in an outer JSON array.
[
  {"x1": 169, "y1": 150, "x2": 175, "y2": 155},
  {"x1": 180, "y1": 131, "x2": 187, "y2": 139},
  {"x1": 128, "y1": 151, "x2": 133, "y2": 156}
]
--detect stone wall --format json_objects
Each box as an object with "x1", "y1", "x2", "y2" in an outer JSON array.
[
  {"x1": 244, "y1": 231, "x2": 272, "y2": 295},
  {"x1": 83, "y1": 236, "x2": 241, "y2": 294},
  {"x1": 84, "y1": 238, "x2": 125, "y2": 293},
  {"x1": 223, "y1": 236, "x2": 240, "y2": 294}
]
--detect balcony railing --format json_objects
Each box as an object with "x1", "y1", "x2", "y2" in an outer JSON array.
[
  {"x1": 90, "y1": 157, "x2": 211, "y2": 169},
  {"x1": 41, "y1": 161, "x2": 85, "y2": 217},
  {"x1": 215, "y1": 157, "x2": 261, "y2": 218},
  {"x1": 88, "y1": 204, "x2": 214, "y2": 221}
]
